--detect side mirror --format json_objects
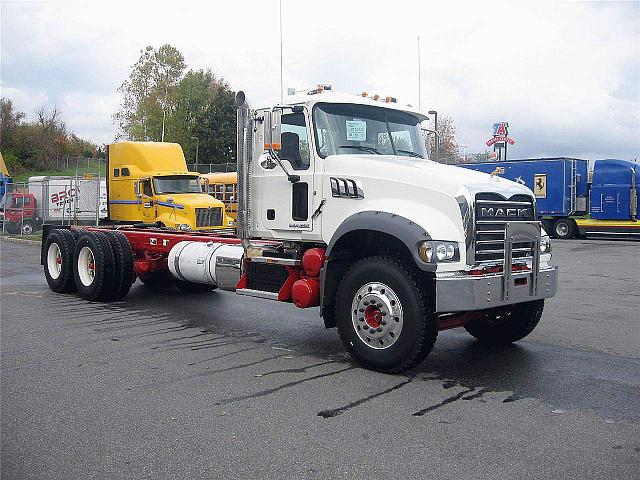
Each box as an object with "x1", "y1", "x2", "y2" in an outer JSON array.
[{"x1": 267, "y1": 108, "x2": 282, "y2": 151}]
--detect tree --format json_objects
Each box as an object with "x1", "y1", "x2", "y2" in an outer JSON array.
[
  {"x1": 114, "y1": 45, "x2": 186, "y2": 141},
  {"x1": 429, "y1": 114, "x2": 459, "y2": 164}
]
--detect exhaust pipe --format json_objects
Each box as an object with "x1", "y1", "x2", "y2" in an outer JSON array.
[{"x1": 236, "y1": 91, "x2": 253, "y2": 252}]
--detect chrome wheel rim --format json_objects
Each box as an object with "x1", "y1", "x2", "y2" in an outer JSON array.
[
  {"x1": 556, "y1": 222, "x2": 568, "y2": 237},
  {"x1": 47, "y1": 243, "x2": 62, "y2": 280},
  {"x1": 77, "y1": 246, "x2": 96, "y2": 287},
  {"x1": 22, "y1": 224, "x2": 33, "y2": 235},
  {"x1": 351, "y1": 282, "x2": 403, "y2": 349}
]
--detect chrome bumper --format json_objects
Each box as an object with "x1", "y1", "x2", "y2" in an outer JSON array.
[
  {"x1": 436, "y1": 220, "x2": 558, "y2": 312},
  {"x1": 435, "y1": 265, "x2": 558, "y2": 312}
]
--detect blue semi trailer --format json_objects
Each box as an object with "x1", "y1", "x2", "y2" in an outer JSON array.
[{"x1": 459, "y1": 157, "x2": 639, "y2": 239}]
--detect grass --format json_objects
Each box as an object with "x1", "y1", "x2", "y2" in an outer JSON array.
[
  {"x1": 0, "y1": 232, "x2": 42, "y2": 241},
  {"x1": 12, "y1": 164, "x2": 106, "y2": 183}
]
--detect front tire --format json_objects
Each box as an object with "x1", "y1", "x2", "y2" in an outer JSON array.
[
  {"x1": 464, "y1": 300, "x2": 544, "y2": 344},
  {"x1": 335, "y1": 256, "x2": 437, "y2": 373}
]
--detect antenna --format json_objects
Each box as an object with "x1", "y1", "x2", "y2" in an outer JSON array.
[
  {"x1": 417, "y1": 35, "x2": 421, "y2": 110},
  {"x1": 279, "y1": 0, "x2": 284, "y2": 104}
]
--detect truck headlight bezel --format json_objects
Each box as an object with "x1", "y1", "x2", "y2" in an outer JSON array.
[
  {"x1": 418, "y1": 241, "x2": 460, "y2": 263},
  {"x1": 178, "y1": 224, "x2": 192, "y2": 232}
]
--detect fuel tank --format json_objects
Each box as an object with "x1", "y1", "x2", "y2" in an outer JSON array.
[{"x1": 167, "y1": 241, "x2": 244, "y2": 291}]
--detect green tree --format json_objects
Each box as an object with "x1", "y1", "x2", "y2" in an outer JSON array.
[{"x1": 114, "y1": 45, "x2": 186, "y2": 141}]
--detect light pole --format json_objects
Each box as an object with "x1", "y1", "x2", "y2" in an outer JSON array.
[
  {"x1": 191, "y1": 136, "x2": 199, "y2": 167},
  {"x1": 428, "y1": 110, "x2": 438, "y2": 163},
  {"x1": 460, "y1": 144, "x2": 469, "y2": 163}
]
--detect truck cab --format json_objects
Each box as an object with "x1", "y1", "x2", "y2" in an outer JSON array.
[
  {"x1": 106, "y1": 142, "x2": 232, "y2": 231},
  {"x1": 201, "y1": 172, "x2": 238, "y2": 220},
  {"x1": 0, "y1": 191, "x2": 39, "y2": 234}
]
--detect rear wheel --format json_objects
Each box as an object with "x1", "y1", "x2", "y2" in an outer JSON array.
[
  {"x1": 464, "y1": 300, "x2": 544, "y2": 344},
  {"x1": 552, "y1": 218, "x2": 576, "y2": 239},
  {"x1": 175, "y1": 280, "x2": 217, "y2": 293},
  {"x1": 73, "y1": 231, "x2": 115, "y2": 301},
  {"x1": 43, "y1": 229, "x2": 77, "y2": 293},
  {"x1": 335, "y1": 256, "x2": 437, "y2": 373},
  {"x1": 104, "y1": 231, "x2": 135, "y2": 300}
]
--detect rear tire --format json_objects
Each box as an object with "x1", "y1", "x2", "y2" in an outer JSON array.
[
  {"x1": 552, "y1": 218, "x2": 576, "y2": 239},
  {"x1": 73, "y1": 231, "x2": 115, "y2": 301},
  {"x1": 464, "y1": 300, "x2": 544, "y2": 344},
  {"x1": 43, "y1": 229, "x2": 77, "y2": 293},
  {"x1": 174, "y1": 280, "x2": 217, "y2": 293},
  {"x1": 104, "y1": 231, "x2": 135, "y2": 300},
  {"x1": 335, "y1": 256, "x2": 437, "y2": 373}
]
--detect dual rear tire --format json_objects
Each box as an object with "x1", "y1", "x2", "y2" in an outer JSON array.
[{"x1": 44, "y1": 229, "x2": 135, "y2": 302}]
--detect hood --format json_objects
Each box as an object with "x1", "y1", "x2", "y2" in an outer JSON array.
[
  {"x1": 155, "y1": 193, "x2": 224, "y2": 209},
  {"x1": 324, "y1": 154, "x2": 534, "y2": 199}
]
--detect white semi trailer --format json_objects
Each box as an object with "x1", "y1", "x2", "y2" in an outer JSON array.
[
  {"x1": 29, "y1": 176, "x2": 107, "y2": 224},
  {"x1": 41, "y1": 88, "x2": 558, "y2": 373}
]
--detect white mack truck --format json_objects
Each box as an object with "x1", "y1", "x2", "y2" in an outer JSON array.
[{"x1": 41, "y1": 88, "x2": 558, "y2": 373}]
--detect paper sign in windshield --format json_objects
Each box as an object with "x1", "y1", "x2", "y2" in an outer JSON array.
[{"x1": 346, "y1": 120, "x2": 366, "y2": 141}]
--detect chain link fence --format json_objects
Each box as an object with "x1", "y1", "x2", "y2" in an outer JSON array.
[
  {"x1": 187, "y1": 163, "x2": 237, "y2": 174},
  {"x1": 1, "y1": 171, "x2": 106, "y2": 237}
]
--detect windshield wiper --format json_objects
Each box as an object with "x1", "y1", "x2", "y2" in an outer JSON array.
[
  {"x1": 396, "y1": 149, "x2": 424, "y2": 158},
  {"x1": 339, "y1": 145, "x2": 382, "y2": 155}
]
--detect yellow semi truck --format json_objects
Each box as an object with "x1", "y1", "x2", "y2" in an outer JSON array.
[{"x1": 107, "y1": 142, "x2": 231, "y2": 231}]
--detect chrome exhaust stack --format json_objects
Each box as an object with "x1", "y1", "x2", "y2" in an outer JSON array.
[{"x1": 235, "y1": 91, "x2": 253, "y2": 252}]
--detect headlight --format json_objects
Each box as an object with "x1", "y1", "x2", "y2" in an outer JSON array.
[
  {"x1": 418, "y1": 241, "x2": 460, "y2": 263},
  {"x1": 178, "y1": 224, "x2": 191, "y2": 232}
]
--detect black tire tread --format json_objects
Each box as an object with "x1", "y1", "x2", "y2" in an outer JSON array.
[
  {"x1": 335, "y1": 255, "x2": 437, "y2": 374},
  {"x1": 73, "y1": 231, "x2": 115, "y2": 302},
  {"x1": 104, "y1": 231, "x2": 135, "y2": 301},
  {"x1": 43, "y1": 229, "x2": 77, "y2": 293},
  {"x1": 464, "y1": 299, "x2": 544, "y2": 344}
]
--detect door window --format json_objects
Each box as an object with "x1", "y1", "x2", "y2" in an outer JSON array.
[
  {"x1": 141, "y1": 180, "x2": 153, "y2": 197},
  {"x1": 281, "y1": 112, "x2": 310, "y2": 171}
]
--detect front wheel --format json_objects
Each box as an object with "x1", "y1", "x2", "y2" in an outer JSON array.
[
  {"x1": 464, "y1": 300, "x2": 544, "y2": 344},
  {"x1": 335, "y1": 256, "x2": 437, "y2": 374}
]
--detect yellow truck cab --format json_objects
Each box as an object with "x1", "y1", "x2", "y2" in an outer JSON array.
[
  {"x1": 201, "y1": 172, "x2": 238, "y2": 220},
  {"x1": 107, "y1": 142, "x2": 230, "y2": 231}
]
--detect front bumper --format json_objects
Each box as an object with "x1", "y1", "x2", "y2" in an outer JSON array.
[{"x1": 435, "y1": 265, "x2": 558, "y2": 312}]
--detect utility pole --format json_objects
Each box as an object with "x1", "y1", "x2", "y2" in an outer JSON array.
[
  {"x1": 191, "y1": 136, "x2": 199, "y2": 166},
  {"x1": 417, "y1": 35, "x2": 421, "y2": 110},
  {"x1": 279, "y1": 0, "x2": 284, "y2": 104}
]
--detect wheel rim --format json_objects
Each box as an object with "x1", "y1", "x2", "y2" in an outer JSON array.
[
  {"x1": 77, "y1": 246, "x2": 96, "y2": 287},
  {"x1": 47, "y1": 243, "x2": 63, "y2": 280},
  {"x1": 556, "y1": 222, "x2": 568, "y2": 237},
  {"x1": 351, "y1": 282, "x2": 403, "y2": 350},
  {"x1": 22, "y1": 224, "x2": 33, "y2": 235}
]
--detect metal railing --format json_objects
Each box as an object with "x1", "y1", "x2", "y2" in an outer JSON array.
[{"x1": 187, "y1": 163, "x2": 237, "y2": 174}]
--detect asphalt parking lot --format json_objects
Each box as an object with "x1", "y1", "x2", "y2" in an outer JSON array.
[{"x1": 1, "y1": 237, "x2": 639, "y2": 479}]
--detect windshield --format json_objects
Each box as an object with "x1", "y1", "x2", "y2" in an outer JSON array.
[
  {"x1": 152, "y1": 176, "x2": 202, "y2": 194},
  {"x1": 313, "y1": 103, "x2": 428, "y2": 159}
]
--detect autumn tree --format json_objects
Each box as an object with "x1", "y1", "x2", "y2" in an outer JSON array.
[{"x1": 428, "y1": 114, "x2": 459, "y2": 164}]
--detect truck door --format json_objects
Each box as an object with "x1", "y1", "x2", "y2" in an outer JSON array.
[
  {"x1": 257, "y1": 109, "x2": 317, "y2": 237},
  {"x1": 137, "y1": 178, "x2": 157, "y2": 223}
]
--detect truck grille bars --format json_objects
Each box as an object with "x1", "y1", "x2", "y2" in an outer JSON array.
[
  {"x1": 195, "y1": 207, "x2": 223, "y2": 227},
  {"x1": 473, "y1": 193, "x2": 536, "y2": 263}
]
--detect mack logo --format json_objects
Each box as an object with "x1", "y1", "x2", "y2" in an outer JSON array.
[{"x1": 481, "y1": 207, "x2": 530, "y2": 218}]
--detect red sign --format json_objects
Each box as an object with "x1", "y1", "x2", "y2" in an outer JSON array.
[{"x1": 486, "y1": 136, "x2": 515, "y2": 147}]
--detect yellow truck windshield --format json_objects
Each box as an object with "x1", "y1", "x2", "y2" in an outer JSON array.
[{"x1": 153, "y1": 176, "x2": 202, "y2": 194}]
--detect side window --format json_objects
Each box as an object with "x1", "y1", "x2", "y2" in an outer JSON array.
[
  {"x1": 141, "y1": 180, "x2": 153, "y2": 197},
  {"x1": 280, "y1": 112, "x2": 310, "y2": 171}
]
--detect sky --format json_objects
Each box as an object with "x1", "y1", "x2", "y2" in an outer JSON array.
[{"x1": 1, "y1": 0, "x2": 639, "y2": 160}]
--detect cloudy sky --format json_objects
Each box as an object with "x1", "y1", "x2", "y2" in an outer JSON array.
[{"x1": 1, "y1": 0, "x2": 639, "y2": 160}]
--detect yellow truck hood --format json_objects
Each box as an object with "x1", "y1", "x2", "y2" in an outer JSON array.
[{"x1": 154, "y1": 193, "x2": 224, "y2": 210}]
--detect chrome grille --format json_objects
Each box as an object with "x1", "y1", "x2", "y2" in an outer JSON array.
[
  {"x1": 195, "y1": 207, "x2": 223, "y2": 228},
  {"x1": 474, "y1": 193, "x2": 535, "y2": 263}
]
